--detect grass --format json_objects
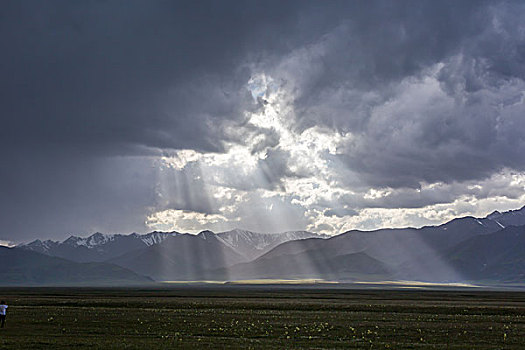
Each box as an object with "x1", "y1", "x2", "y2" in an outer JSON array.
[{"x1": 0, "y1": 286, "x2": 523, "y2": 349}]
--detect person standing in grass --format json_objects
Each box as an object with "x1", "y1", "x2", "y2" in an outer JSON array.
[{"x1": 0, "y1": 301, "x2": 7, "y2": 328}]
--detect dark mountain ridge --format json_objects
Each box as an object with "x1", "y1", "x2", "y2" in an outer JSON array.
[
  {"x1": 222, "y1": 207, "x2": 525, "y2": 282},
  {"x1": 0, "y1": 246, "x2": 151, "y2": 286},
  {"x1": 447, "y1": 224, "x2": 525, "y2": 282}
]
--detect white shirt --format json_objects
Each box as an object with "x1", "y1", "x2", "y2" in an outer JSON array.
[{"x1": 0, "y1": 305, "x2": 7, "y2": 315}]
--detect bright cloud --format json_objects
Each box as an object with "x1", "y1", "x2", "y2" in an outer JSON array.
[{"x1": 147, "y1": 65, "x2": 525, "y2": 235}]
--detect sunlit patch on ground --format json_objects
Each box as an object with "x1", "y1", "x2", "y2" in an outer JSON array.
[
  {"x1": 226, "y1": 279, "x2": 339, "y2": 285},
  {"x1": 160, "y1": 279, "x2": 339, "y2": 285},
  {"x1": 353, "y1": 280, "x2": 482, "y2": 288}
]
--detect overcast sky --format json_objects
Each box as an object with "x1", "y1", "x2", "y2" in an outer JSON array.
[{"x1": 2, "y1": 0, "x2": 525, "y2": 243}]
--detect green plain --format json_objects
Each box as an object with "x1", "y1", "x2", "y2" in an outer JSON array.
[{"x1": 0, "y1": 287, "x2": 523, "y2": 349}]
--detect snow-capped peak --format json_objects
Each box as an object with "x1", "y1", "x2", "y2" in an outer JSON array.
[
  {"x1": 20, "y1": 239, "x2": 59, "y2": 252},
  {"x1": 483, "y1": 206, "x2": 525, "y2": 228},
  {"x1": 62, "y1": 232, "x2": 117, "y2": 248},
  {"x1": 487, "y1": 210, "x2": 502, "y2": 220},
  {"x1": 139, "y1": 231, "x2": 179, "y2": 246},
  {"x1": 197, "y1": 230, "x2": 216, "y2": 240},
  {"x1": 215, "y1": 229, "x2": 327, "y2": 259},
  {"x1": 62, "y1": 231, "x2": 182, "y2": 248}
]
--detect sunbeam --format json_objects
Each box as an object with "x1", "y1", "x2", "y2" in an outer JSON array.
[{"x1": 139, "y1": 69, "x2": 514, "y2": 283}]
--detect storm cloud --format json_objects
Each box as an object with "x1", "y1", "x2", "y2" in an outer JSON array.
[{"x1": 1, "y1": 0, "x2": 525, "y2": 242}]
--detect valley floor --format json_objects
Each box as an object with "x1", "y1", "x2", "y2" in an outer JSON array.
[{"x1": 0, "y1": 286, "x2": 523, "y2": 349}]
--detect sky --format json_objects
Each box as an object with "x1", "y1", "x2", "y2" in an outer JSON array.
[{"x1": 1, "y1": 0, "x2": 525, "y2": 243}]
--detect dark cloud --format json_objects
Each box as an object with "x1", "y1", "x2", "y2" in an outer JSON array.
[
  {"x1": 0, "y1": 150, "x2": 156, "y2": 241},
  {"x1": 324, "y1": 208, "x2": 358, "y2": 218},
  {"x1": 1, "y1": 1, "x2": 257, "y2": 153},
  {"x1": 1, "y1": 0, "x2": 525, "y2": 240},
  {"x1": 3, "y1": 0, "x2": 350, "y2": 157},
  {"x1": 266, "y1": 0, "x2": 525, "y2": 189}
]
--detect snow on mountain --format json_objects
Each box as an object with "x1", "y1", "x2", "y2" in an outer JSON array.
[
  {"x1": 22, "y1": 239, "x2": 59, "y2": 253},
  {"x1": 216, "y1": 229, "x2": 275, "y2": 251},
  {"x1": 22, "y1": 229, "x2": 322, "y2": 258},
  {"x1": 216, "y1": 229, "x2": 328, "y2": 260},
  {"x1": 133, "y1": 231, "x2": 180, "y2": 246},
  {"x1": 18, "y1": 231, "x2": 181, "y2": 263},
  {"x1": 484, "y1": 205, "x2": 525, "y2": 228},
  {"x1": 197, "y1": 230, "x2": 216, "y2": 240},
  {"x1": 56, "y1": 231, "x2": 179, "y2": 249},
  {"x1": 63, "y1": 232, "x2": 116, "y2": 248},
  {"x1": 487, "y1": 210, "x2": 503, "y2": 221}
]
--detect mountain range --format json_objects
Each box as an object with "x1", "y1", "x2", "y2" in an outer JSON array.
[
  {"x1": 21, "y1": 231, "x2": 181, "y2": 262},
  {"x1": 226, "y1": 207, "x2": 525, "y2": 283},
  {"x1": 5, "y1": 205, "x2": 525, "y2": 285}
]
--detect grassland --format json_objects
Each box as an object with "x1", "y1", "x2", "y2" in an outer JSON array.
[{"x1": 0, "y1": 286, "x2": 523, "y2": 349}]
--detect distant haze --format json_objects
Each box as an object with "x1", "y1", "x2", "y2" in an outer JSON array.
[
  {"x1": 1, "y1": 1, "x2": 525, "y2": 243},
  {"x1": 13, "y1": 207, "x2": 525, "y2": 284}
]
